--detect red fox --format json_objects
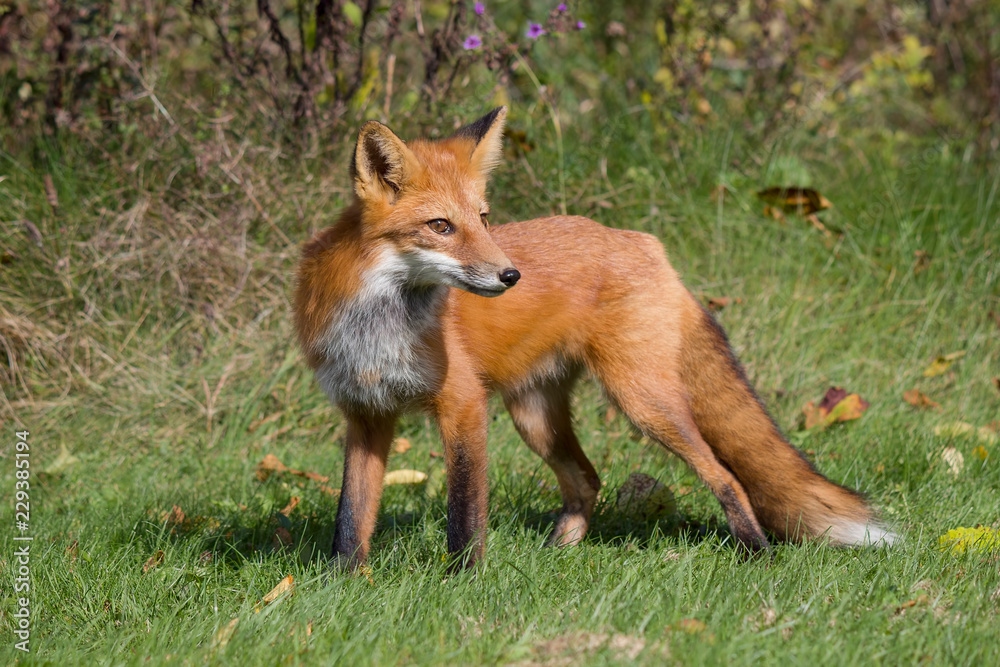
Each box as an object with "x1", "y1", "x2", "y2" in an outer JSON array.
[{"x1": 294, "y1": 107, "x2": 896, "y2": 568}]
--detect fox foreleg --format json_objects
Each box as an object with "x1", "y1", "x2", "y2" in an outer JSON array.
[{"x1": 331, "y1": 413, "x2": 397, "y2": 568}]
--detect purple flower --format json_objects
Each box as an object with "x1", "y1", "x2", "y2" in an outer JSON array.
[
  {"x1": 557, "y1": 3, "x2": 567, "y2": 10},
  {"x1": 526, "y1": 22, "x2": 546, "y2": 39},
  {"x1": 576, "y1": 20, "x2": 585, "y2": 29},
  {"x1": 463, "y1": 34, "x2": 482, "y2": 50},
  {"x1": 474, "y1": 2, "x2": 485, "y2": 15}
]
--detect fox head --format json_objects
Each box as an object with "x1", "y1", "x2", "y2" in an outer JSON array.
[{"x1": 350, "y1": 107, "x2": 520, "y2": 297}]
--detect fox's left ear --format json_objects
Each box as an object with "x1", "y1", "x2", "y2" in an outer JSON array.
[{"x1": 454, "y1": 106, "x2": 507, "y2": 177}]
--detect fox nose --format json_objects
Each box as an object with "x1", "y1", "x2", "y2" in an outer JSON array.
[{"x1": 499, "y1": 268, "x2": 520, "y2": 287}]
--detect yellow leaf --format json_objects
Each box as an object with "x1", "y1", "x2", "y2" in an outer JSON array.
[
  {"x1": 383, "y1": 469, "x2": 427, "y2": 485},
  {"x1": 255, "y1": 575, "x2": 294, "y2": 613},
  {"x1": 939, "y1": 526, "x2": 1000, "y2": 555},
  {"x1": 923, "y1": 351, "x2": 965, "y2": 377},
  {"x1": 393, "y1": 437, "x2": 412, "y2": 454},
  {"x1": 972, "y1": 446, "x2": 989, "y2": 461}
]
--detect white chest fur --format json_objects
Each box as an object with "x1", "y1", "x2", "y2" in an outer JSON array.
[{"x1": 313, "y1": 258, "x2": 445, "y2": 414}]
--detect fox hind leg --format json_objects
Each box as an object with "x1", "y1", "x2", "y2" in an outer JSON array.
[
  {"x1": 503, "y1": 375, "x2": 601, "y2": 546},
  {"x1": 595, "y1": 358, "x2": 771, "y2": 556}
]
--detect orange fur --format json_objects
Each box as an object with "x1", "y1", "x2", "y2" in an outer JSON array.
[{"x1": 294, "y1": 108, "x2": 896, "y2": 569}]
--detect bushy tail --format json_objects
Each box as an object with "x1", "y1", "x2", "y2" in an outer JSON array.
[{"x1": 681, "y1": 308, "x2": 897, "y2": 546}]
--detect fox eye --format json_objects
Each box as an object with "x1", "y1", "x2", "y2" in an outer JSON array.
[
  {"x1": 426, "y1": 219, "x2": 453, "y2": 234},
  {"x1": 480, "y1": 213, "x2": 490, "y2": 229}
]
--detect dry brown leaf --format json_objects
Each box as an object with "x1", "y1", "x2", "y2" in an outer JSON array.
[
  {"x1": 383, "y1": 469, "x2": 428, "y2": 485},
  {"x1": 903, "y1": 389, "x2": 939, "y2": 410},
  {"x1": 21, "y1": 220, "x2": 43, "y2": 248},
  {"x1": 429, "y1": 450, "x2": 443, "y2": 458},
  {"x1": 143, "y1": 550, "x2": 165, "y2": 573},
  {"x1": 913, "y1": 250, "x2": 931, "y2": 274},
  {"x1": 44, "y1": 174, "x2": 59, "y2": 209},
  {"x1": 923, "y1": 351, "x2": 965, "y2": 377},
  {"x1": 802, "y1": 387, "x2": 869, "y2": 430},
  {"x1": 757, "y1": 186, "x2": 832, "y2": 215},
  {"x1": 706, "y1": 296, "x2": 742, "y2": 311},
  {"x1": 256, "y1": 454, "x2": 330, "y2": 485},
  {"x1": 248, "y1": 411, "x2": 284, "y2": 433},
  {"x1": 165, "y1": 505, "x2": 186, "y2": 526},
  {"x1": 279, "y1": 496, "x2": 300, "y2": 517},
  {"x1": 393, "y1": 437, "x2": 412, "y2": 454},
  {"x1": 709, "y1": 184, "x2": 730, "y2": 203},
  {"x1": 255, "y1": 575, "x2": 294, "y2": 612},
  {"x1": 616, "y1": 473, "x2": 676, "y2": 519},
  {"x1": 806, "y1": 214, "x2": 833, "y2": 239},
  {"x1": 272, "y1": 526, "x2": 293, "y2": 549},
  {"x1": 256, "y1": 454, "x2": 288, "y2": 482}
]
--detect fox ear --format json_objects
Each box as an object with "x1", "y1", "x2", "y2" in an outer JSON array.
[
  {"x1": 351, "y1": 121, "x2": 418, "y2": 201},
  {"x1": 454, "y1": 106, "x2": 507, "y2": 177}
]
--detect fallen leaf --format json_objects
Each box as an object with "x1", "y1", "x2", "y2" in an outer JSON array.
[
  {"x1": 44, "y1": 443, "x2": 79, "y2": 475},
  {"x1": 616, "y1": 472, "x2": 676, "y2": 519},
  {"x1": 895, "y1": 594, "x2": 930, "y2": 614},
  {"x1": 903, "y1": 389, "x2": 939, "y2": 409},
  {"x1": 255, "y1": 575, "x2": 294, "y2": 612},
  {"x1": 923, "y1": 351, "x2": 965, "y2": 377},
  {"x1": 972, "y1": 446, "x2": 989, "y2": 461},
  {"x1": 757, "y1": 186, "x2": 832, "y2": 215},
  {"x1": 941, "y1": 447, "x2": 964, "y2": 476},
  {"x1": 43, "y1": 174, "x2": 59, "y2": 209},
  {"x1": 429, "y1": 450, "x2": 443, "y2": 458},
  {"x1": 256, "y1": 454, "x2": 288, "y2": 482},
  {"x1": 913, "y1": 250, "x2": 931, "y2": 274},
  {"x1": 279, "y1": 496, "x2": 300, "y2": 518},
  {"x1": 939, "y1": 526, "x2": 1000, "y2": 555},
  {"x1": 806, "y1": 214, "x2": 833, "y2": 238},
  {"x1": 675, "y1": 618, "x2": 708, "y2": 634},
  {"x1": 393, "y1": 437, "x2": 412, "y2": 454},
  {"x1": 21, "y1": 219, "x2": 43, "y2": 248},
  {"x1": 165, "y1": 505, "x2": 186, "y2": 526},
  {"x1": 706, "y1": 296, "x2": 742, "y2": 311},
  {"x1": 709, "y1": 184, "x2": 730, "y2": 203},
  {"x1": 256, "y1": 454, "x2": 330, "y2": 485},
  {"x1": 143, "y1": 550, "x2": 165, "y2": 573},
  {"x1": 933, "y1": 422, "x2": 999, "y2": 445},
  {"x1": 212, "y1": 618, "x2": 240, "y2": 649},
  {"x1": 383, "y1": 469, "x2": 428, "y2": 485},
  {"x1": 802, "y1": 387, "x2": 869, "y2": 430},
  {"x1": 272, "y1": 526, "x2": 293, "y2": 548}
]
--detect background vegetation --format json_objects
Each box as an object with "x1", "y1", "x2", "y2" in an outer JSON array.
[{"x1": 1, "y1": 1, "x2": 998, "y2": 664}]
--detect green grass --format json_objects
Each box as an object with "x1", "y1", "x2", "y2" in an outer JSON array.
[{"x1": 2, "y1": 111, "x2": 999, "y2": 665}]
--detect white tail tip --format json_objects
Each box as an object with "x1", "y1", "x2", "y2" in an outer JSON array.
[{"x1": 829, "y1": 520, "x2": 900, "y2": 547}]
